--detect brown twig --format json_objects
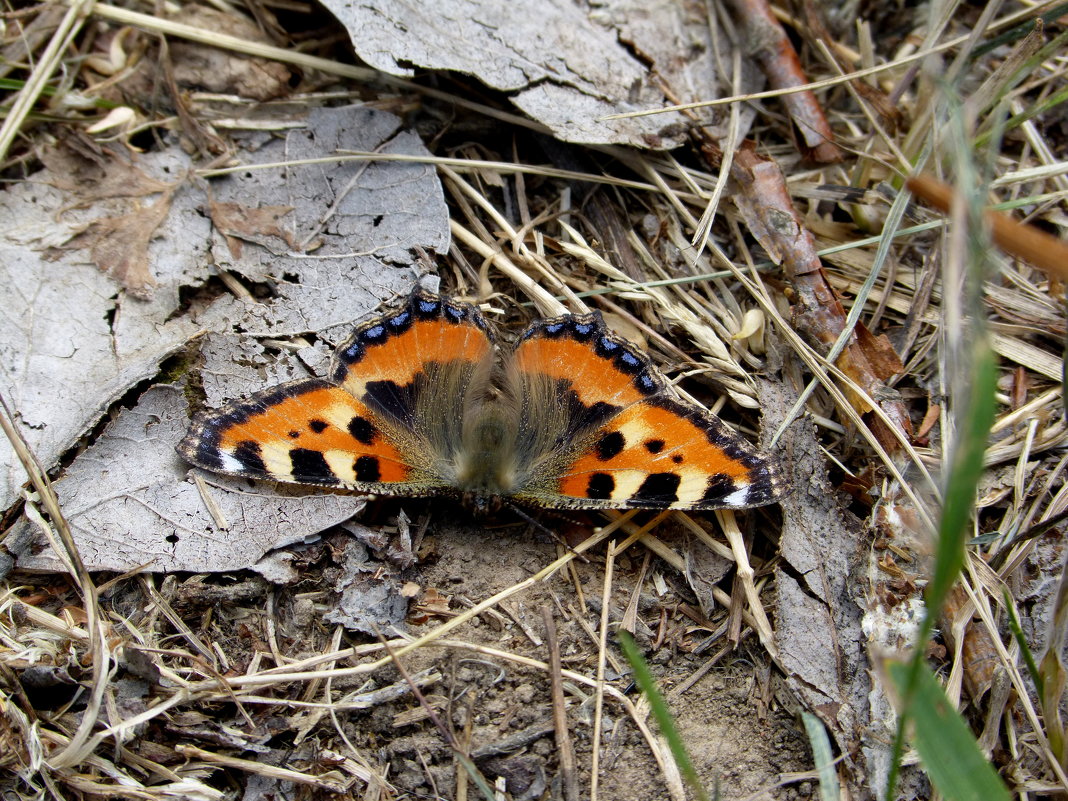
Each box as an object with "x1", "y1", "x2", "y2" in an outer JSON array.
[
  {"x1": 906, "y1": 173, "x2": 1068, "y2": 282},
  {"x1": 727, "y1": 0, "x2": 842, "y2": 163},
  {"x1": 731, "y1": 145, "x2": 914, "y2": 453},
  {"x1": 542, "y1": 606, "x2": 580, "y2": 801}
]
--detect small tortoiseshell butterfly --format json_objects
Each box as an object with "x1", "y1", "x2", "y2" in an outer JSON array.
[{"x1": 179, "y1": 289, "x2": 783, "y2": 511}]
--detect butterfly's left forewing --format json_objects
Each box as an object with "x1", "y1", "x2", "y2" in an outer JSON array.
[
  {"x1": 178, "y1": 290, "x2": 495, "y2": 497},
  {"x1": 507, "y1": 312, "x2": 783, "y2": 510}
]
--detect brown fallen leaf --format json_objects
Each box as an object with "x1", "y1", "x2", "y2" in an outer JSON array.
[
  {"x1": 942, "y1": 584, "x2": 1000, "y2": 702},
  {"x1": 168, "y1": 5, "x2": 293, "y2": 102},
  {"x1": 209, "y1": 199, "x2": 296, "y2": 259},
  {"x1": 41, "y1": 138, "x2": 177, "y2": 206},
  {"x1": 66, "y1": 190, "x2": 174, "y2": 299}
]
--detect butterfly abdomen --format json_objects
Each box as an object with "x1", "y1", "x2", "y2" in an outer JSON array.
[{"x1": 453, "y1": 406, "x2": 522, "y2": 497}]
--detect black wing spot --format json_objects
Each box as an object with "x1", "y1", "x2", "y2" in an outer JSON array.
[
  {"x1": 559, "y1": 386, "x2": 618, "y2": 437},
  {"x1": 644, "y1": 439, "x2": 665, "y2": 454},
  {"x1": 288, "y1": 430, "x2": 300, "y2": 439},
  {"x1": 348, "y1": 415, "x2": 377, "y2": 445},
  {"x1": 631, "y1": 472, "x2": 681, "y2": 507},
  {"x1": 701, "y1": 473, "x2": 737, "y2": 503},
  {"x1": 308, "y1": 419, "x2": 328, "y2": 433},
  {"x1": 289, "y1": 448, "x2": 337, "y2": 484},
  {"x1": 233, "y1": 440, "x2": 266, "y2": 475},
  {"x1": 354, "y1": 455, "x2": 381, "y2": 482},
  {"x1": 671, "y1": 454, "x2": 684, "y2": 464},
  {"x1": 595, "y1": 431, "x2": 625, "y2": 461},
  {"x1": 586, "y1": 473, "x2": 615, "y2": 500}
]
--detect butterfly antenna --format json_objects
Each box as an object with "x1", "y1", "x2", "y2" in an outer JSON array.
[{"x1": 504, "y1": 502, "x2": 591, "y2": 563}]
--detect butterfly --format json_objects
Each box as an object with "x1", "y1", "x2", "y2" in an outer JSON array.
[{"x1": 178, "y1": 288, "x2": 783, "y2": 512}]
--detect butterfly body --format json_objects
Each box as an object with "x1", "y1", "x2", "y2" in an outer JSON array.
[{"x1": 179, "y1": 289, "x2": 783, "y2": 511}]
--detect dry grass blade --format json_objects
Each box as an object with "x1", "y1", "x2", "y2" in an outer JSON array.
[{"x1": 541, "y1": 606, "x2": 580, "y2": 801}]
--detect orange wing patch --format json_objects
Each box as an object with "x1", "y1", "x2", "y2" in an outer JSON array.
[
  {"x1": 555, "y1": 400, "x2": 769, "y2": 508},
  {"x1": 513, "y1": 332, "x2": 647, "y2": 408},
  {"x1": 179, "y1": 381, "x2": 413, "y2": 487},
  {"x1": 335, "y1": 315, "x2": 491, "y2": 397}
]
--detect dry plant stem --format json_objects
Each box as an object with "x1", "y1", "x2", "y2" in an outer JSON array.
[
  {"x1": 720, "y1": 234, "x2": 938, "y2": 519},
  {"x1": 590, "y1": 538, "x2": 618, "y2": 801},
  {"x1": 450, "y1": 218, "x2": 569, "y2": 314},
  {"x1": 715, "y1": 510, "x2": 776, "y2": 657},
  {"x1": 610, "y1": 516, "x2": 770, "y2": 638},
  {"x1": 907, "y1": 173, "x2": 1068, "y2": 282},
  {"x1": 941, "y1": 583, "x2": 1000, "y2": 703},
  {"x1": 175, "y1": 744, "x2": 352, "y2": 792},
  {"x1": 0, "y1": 0, "x2": 92, "y2": 163},
  {"x1": 443, "y1": 165, "x2": 577, "y2": 313},
  {"x1": 622, "y1": 551, "x2": 652, "y2": 634},
  {"x1": 375, "y1": 627, "x2": 483, "y2": 791},
  {"x1": 204, "y1": 152, "x2": 661, "y2": 196},
  {"x1": 211, "y1": 516, "x2": 635, "y2": 693},
  {"x1": 603, "y1": 0, "x2": 1049, "y2": 121},
  {"x1": 73, "y1": 2, "x2": 552, "y2": 137},
  {"x1": 726, "y1": 0, "x2": 842, "y2": 162},
  {"x1": 542, "y1": 606, "x2": 580, "y2": 801},
  {"x1": 0, "y1": 396, "x2": 111, "y2": 770}
]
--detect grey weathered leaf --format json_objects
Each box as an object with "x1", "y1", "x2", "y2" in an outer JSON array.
[
  {"x1": 5, "y1": 104, "x2": 449, "y2": 573},
  {"x1": 324, "y1": 0, "x2": 692, "y2": 148},
  {"x1": 0, "y1": 148, "x2": 209, "y2": 512},
  {"x1": 196, "y1": 105, "x2": 447, "y2": 338},
  {"x1": 14, "y1": 384, "x2": 365, "y2": 572},
  {"x1": 757, "y1": 376, "x2": 909, "y2": 798},
  {"x1": 323, "y1": 536, "x2": 408, "y2": 635}
]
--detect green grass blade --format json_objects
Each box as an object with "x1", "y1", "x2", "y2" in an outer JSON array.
[
  {"x1": 887, "y1": 661, "x2": 1011, "y2": 801},
  {"x1": 1003, "y1": 587, "x2": 1042, "y2": 696},
  {"x1": 801, "y1": 712, "x2": 840, "y2": 801},
  {"x1": 926, "y1": 343, "x2": 998, "y2": 617},
  {"x1": 618, "y1": 630, "x2": 709, "y2": 801}
]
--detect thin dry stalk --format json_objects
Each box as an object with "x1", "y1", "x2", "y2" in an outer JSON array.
[{"x1": 541, "y1": 606, "x2": 580, "y2": 801}]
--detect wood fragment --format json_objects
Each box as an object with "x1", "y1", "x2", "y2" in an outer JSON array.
[
  {"x1": 906, "y1": 173, "x2": 1068, "y2": 282},
  {"x1": 542, "y1": 606, "x2": 580, "y2": 801},
  {"x1": 727, "y1": 0, "x2": 842, "y2": 162}
]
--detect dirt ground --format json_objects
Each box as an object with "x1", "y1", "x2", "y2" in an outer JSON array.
[
  {"x1": 388, "y1": 516, "x2": 811, "y2": 798},
  {"x1": 272, "y1": 505, "x2": 815, "y2": 799}
]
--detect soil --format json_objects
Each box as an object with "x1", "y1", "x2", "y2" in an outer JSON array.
[{"x1": 314, "y1": 505, "x2": 816, "y2": 800}]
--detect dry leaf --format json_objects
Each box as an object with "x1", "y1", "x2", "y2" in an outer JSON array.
[
  {"x1": 68, "y1": 190, "x2": 174, "y2": 299},
  {"x1": 209, "y1": 200, "x2": 295, "y2": 259},
  {"x1": 324, "y1": 0, "x2": 691, "y2": 147}
]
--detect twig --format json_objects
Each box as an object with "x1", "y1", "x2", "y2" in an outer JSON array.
[
  {"x1": 727, "y1": 0, "x2": 842, "y2": 162},
  {"x1": 542, "y1": 606, "x2": 580, "y2": 801},
  {"x1": 907, "y1": 173, "x2": 1068, "y2": 281}
]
